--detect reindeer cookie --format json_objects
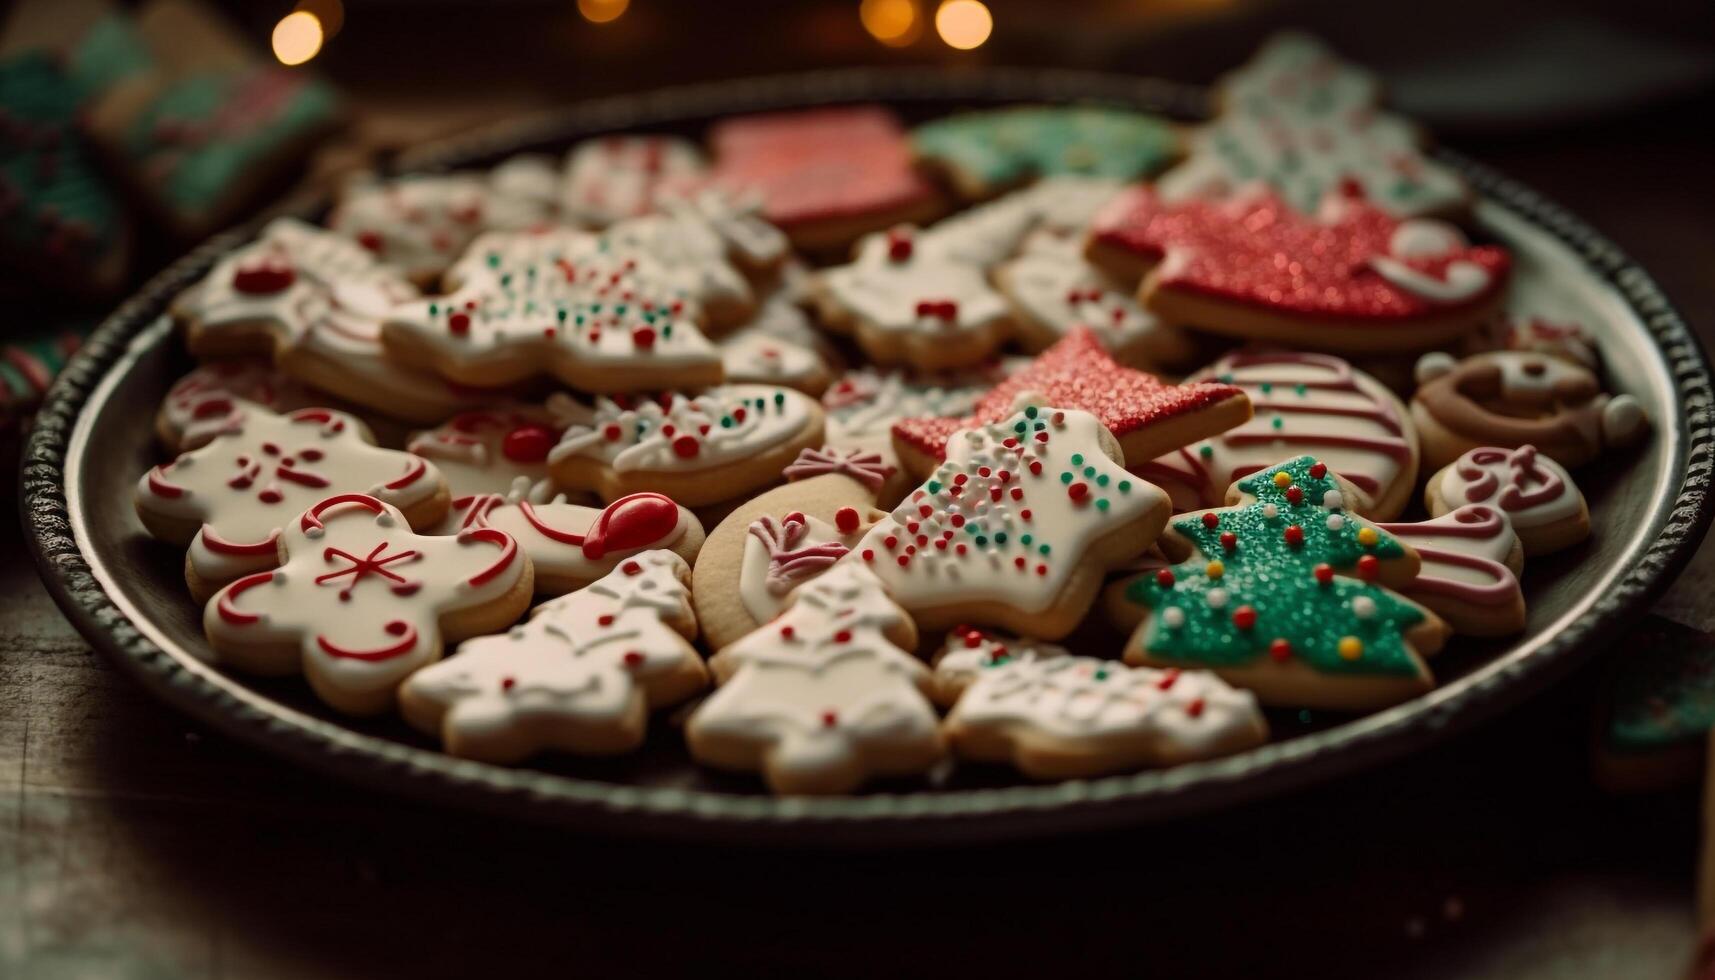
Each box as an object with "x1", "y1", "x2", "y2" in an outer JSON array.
[
  {"x1": 400, "y1": 550, "x2": 704, "y2": 760},
  {"x1": 205, "y1": 494, "x2": 532, "y2": 715},
  {"x1": 1424, "y1": 445, "x2": 1590, "y2": 557}
]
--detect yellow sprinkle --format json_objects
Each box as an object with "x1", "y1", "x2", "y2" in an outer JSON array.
[
  {"x1": 1338, "y1": 636, "x2": 1363, "y2": 660},
  {"x1": 1273, "y1": 471, "x2": 1292, "y2": 488},
  {"x1": 1205, "y1": 560, "x2": 1225, "y2": 580},
  {"x1": 1357, "y1": 527, "x2": 1378, "y2": 547}
]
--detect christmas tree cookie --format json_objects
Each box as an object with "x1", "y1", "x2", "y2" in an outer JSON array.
[
  {"x1": 913, "y1": 104, "x2": 1180, "y2": 201},
  {"x1": 851, "y1": 403, "x2": 1173, "y2": 640},
  {"x1": 687, "y1": 563, "x2": 945, "y2": 795},
  {"x1": 1119, "y1": 455, "x2": 1449, "y2": 711},
  {"x1": 400, "y1": 550, "x2": 705, "y2": 761}
]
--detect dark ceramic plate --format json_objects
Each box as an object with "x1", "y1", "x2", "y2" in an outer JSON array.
[{"x1": 22, "y1": 68, "x2": 1715, "y2": 845}]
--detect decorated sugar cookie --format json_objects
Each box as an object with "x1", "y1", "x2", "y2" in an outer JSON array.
[
  {"x1": 1133, "y1": 350, "x2": 1420, "y2": 519},
  {"x1": 1157, "y1": 33, "x2": 1470, "y2": 219},
  {"x1": 381, "y1": 227, "x2": 722, "y2": 393},
  {"x1": 692, "y1": 446, "x2": 893, "y2": 651},
  {"x1": 407, "y1": 404, "x2": 581, "y2": 503},
  {"x1": 156, "y1": 360, "x2": 316, "y2": 453},
  {"x1": 547, "y1": 385, "x2": 824, "y2": 508},
  {"x1": 1425, "y1": 445, "x2": 1590, "y2": 557},
  {"x1": 708, "y1": 105, "x2": 943, "y2": 252},
  {"x1": 560, "y1": 134, "x2": 708, "y2": 228},
  {"x1": 328, "y1": 169, "x2": 555, "y2": 284},
  {"x1": 136, "y1": 403, "x2": 450, "y2": 600},
  {"x1": 173, "y1": 218, "x2": 492, "y2": 424},
  {"x1": 1464, "y1": 313, "x2": 1600, "y2": 371},
  {"x1": 928, "y1": 627, "x2": 1069, "y2": 707},
  {"x1": 912, "y1": 104, "x2": 1180, "y2": 201},
  {"x1": 1087, "y1": 187, "x2": 1510, "y2": 352},
  {"x1": 890, "y1": 328, "x2": 1249, "y2": 478},
  {"x1": 993, "y1": 235, "x2": 1194, "y2": 368},
  {"x1": 1593, "y1": 618, "x2": 1715, "y2": 792},
  {"x1": 1377, "y1": 505, "x2": 1526, "y2": 636},
  {"x1": 1412, "y1": 350, "x2": 1646, "y2": 469},
  {"x1": 1118, "y1": 456, "x2": 1449, "y2": 711},
  {"x1": 853, "y1": 404, "x2": 1173, "y2": 640},
  {"x1": 945, "y1": 656, "x2": 1268, "y2": 779},
  {"x1": 598, "y1": 208, "x2": 759, "y2": 330},
  {"x1": 717, "y1": 326, "x2": 832, "y2": 396},
  {"x1": 204, "y1": 494, "x2": 531, "y2": 715},
  {"x1": 659, "y1": 186, "x2": 792, "y2": 274},
  {"x1": 399, "y1": 550, "x2": 704, "y2": 760},
  {"x1": 487, "y1": 154, "x2": 562, "y2": 216},
  {"x1": 478, "y1": 493, "x2": 704, "y2": 596},
  {"x1": 687, "y1": 563, "x2": 945, "y2": 795}
]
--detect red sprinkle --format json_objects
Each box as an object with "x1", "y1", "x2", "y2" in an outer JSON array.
[
  {"x1": 1155, "y1": 569, "x2": 1175, "y2": 588},
  {"x1": 1283, "y1": 525, "x2": 1304, "y2": 547},
  {"x1": 1314, "y1": 563, "x2": 1334, "y2": 584},
  {"x1": 1357, "y1": 555, "x2": 1380, "y2": 580},
  {"x1": 1201, "y1": 512, "x2": 1219, "y2": 529},
  {"x1": 1219, "y1": 531, "x2": 1237, "y2": 551},
  {"x1": 1310, "y1": 462, "x2": 1328, "y2": 479},
  {"x1": 1269, "y1": 638, "x2": 1293, "y2": 662}
]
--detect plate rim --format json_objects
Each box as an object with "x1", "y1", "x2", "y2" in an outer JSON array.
[{"x1": 21, "y1": 66, "x2": 1715, "y2": 846}]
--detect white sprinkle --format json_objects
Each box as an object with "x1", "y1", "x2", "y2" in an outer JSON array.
[
  {"x1": 375, "y1": 512, "x2": 396, "y2": 527},
  {"x1": 1163, "y1": 607, "x2": 1185, "y2": 628},
  {"x1": 1262, "y1": 503, "x2": 1279, "y2": 519},
  {"x1": 1323, "y1": 490, "x2": 1344, "y2": 510},
  {"x1": 1326, "y1": 514, "x2": 1346, "y2": 531},
  {"x1": 1207, "y1": 587, "x2": 1229, "y2": 609},
  {"x1": 1353, "y1": 596, "x2": 1376, "y2": 619}
]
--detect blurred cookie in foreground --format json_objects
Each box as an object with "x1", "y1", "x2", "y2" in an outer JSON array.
[{"x1": 1594, "y1": 616, "x2": 1715, "y2": 793}]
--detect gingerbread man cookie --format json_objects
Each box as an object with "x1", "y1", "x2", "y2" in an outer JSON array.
[
  {"x1": 1117, "y1": 456, "x2": 1450, "y2": 712},
  {"x1": 546, "y1": 385, "x2": 824, "y2": 509},
  {"x1": 928, "y1": 627, "x2": 1069, "y2": 708},
  {"x1": 687, "y1": 563, "x2": 946, "y2": 795},
  {"x1": 328, "y1": 169, "x2": 555, "y2": 285},
  {"x1": 1133, "y1": 349, "x2": 1420, "y2": 520},
  {"x1": 852, "y1": 403, "x2": 1174, "y2": 640},
  {"x1": 944, "y1": 655, "x2": 1268, "y2": 779},
  {"x1": 692, "y1": 446, "x2": 893, "y2": 652},
  {"x1": 1377, "y1": 505, "x2": 1526, "y2": 637},
  {"x1": 1424, "y1": 445, "x2": 1590, "y2": 557},
  {"x1": 478, "y1": 493, "x2": 704, "y2": 596},
  {"x1": 399, "y1": 549, "x2": 704, "y2": 760},
  {"x1": 137, "y1": 403, "x2": 451, "y2": 600},
  {"x1": 204, "y1": 494, "x2": 531, "y2": 715},
  {"x1": 155, "y1": 360, "x2": 316, "y2": 453},
  {"x1": 560, "y1": 134, "x2": 708, "y2": 228},
  {"x1": 1412, "y1": 350, "x2": 1646, "y2": 469},
  {"x1": 1086, "y1": 187, "x2": 1510, "y2": 352}
]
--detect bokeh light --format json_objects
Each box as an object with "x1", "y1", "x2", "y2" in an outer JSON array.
[
  {"x1": 934, "y1": 0, "x2": 992, "y2": 51},
  {"x1": 271, "y1": 11, "x2": 324, "y2": 66},
  {"x1": 578, "y1": 0, "x2": 630, "y2": 24},
  {"x1": 861, "y1": 0, "x2": 923, "y2": 48}
]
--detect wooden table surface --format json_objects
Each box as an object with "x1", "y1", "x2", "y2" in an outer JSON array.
[{"x1": 6, "y1": 52, "x2": 1715, "y2": 980}]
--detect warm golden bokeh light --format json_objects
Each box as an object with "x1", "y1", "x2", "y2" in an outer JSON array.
[
  {"x1": 934, "y1": 0, "x2": 992, "y2": 50},
  {"x1": 861, "y1": 0, "x2": 923, "y2": 47},
  {"x1": 578, "y1": 0, "x2": 630, "y2": 24},
  {"x1": 271, "y1": 11, "x2": 324, "y2": 67}
]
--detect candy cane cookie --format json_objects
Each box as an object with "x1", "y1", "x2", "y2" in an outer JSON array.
[{"x1": 1424, "y1": 445, "x2": 1590, "y2": 557}]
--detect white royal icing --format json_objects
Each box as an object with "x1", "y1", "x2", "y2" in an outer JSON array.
[
  {"x1": 560, "y1": 134, "x2": 708, "y2": 228},
  {"x1": 999, "y1": 243, "x2": 1179, "y2": 358},
  {"x1": 738, "y1": 513, "x2": 864, "y2": 625},
  {"x1": 328, "y1": 171, "x2": 554, "y2": 282},
  {"x1": 1366, "y1": 220, "x2": 1493, "y2": 303},
  {"x1": 549, "y1": 384, "x2": 815, "y2": 474},
  {"x1": 158, "y1": 360, "x2": 313, "y2": 451},
  {"x1": 819, "y1": 226, "x2": 1011, "y2": 346},
  {"x1": 598, "y1": 208, "x2": 755, "y2": 321},
  {"x1": 479, "y1": 494, "x2": 697, "y2": 591},
  {"x1": 718, "y1": 328, "x2": 826, "y2": 390},
  {"x1": 1436, "y1": 445, "x2": 1584, "y2": 530},
  {"x1": 821, "y1": 365, "x2": 1006, "y2": 459},
  {"x1": 930, "y1": 627, "x2": 1069, "y2": 704},
  {"x1": 407, "y1": 406, "x2": 572, "y2": 499},
  {"x1": 1377, "y1": 504, "x2": 1522, "y2": 610}
]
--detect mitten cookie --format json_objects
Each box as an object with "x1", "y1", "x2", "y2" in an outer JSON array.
[
  {"x1": 546, "y1": 385, "x2": 824, "y2": 508},
  {"x1": 688, "y1": 563, "x2": 945, "y2": 795},
  {"x1": 1377, "y1": 505, "x2": 1526, "y2": 636},
  {"x1": 205, "y1": 494, "x2": 531, "y2": 715},
  {"x1": 1087, "y1": 187, "x2": 1509, "y2": 352},
  {"x1": 1412, "y1": 350, "x2": 1646, "y2": 469},
  {"x1": 944, "y1": 656, "x2": 1268, "y2": 779},
  {"x1": 137, "y1": 403, "x2": 450, "y2": 600},
  {"x1": 853, "y1": 403, "x2": 1173, "y2": 639},
  {"x1": 1424, "y1": 445, "x2": 1589, "y2": 557},
  {"x1": 1118, "y1": 456, "x2": 1450, "y2": 711},
  {"x1": 912, "y1": 105, "x2": 1180, "y2": 201},
  {"x1": 692, "y1": 446, "x2": 894, "y2": 651},
  {"x1": 1133, "y1": 349, "x2": 1419, "y2": 519},
  {"x1": 400, "y1": 549, "x2": 704, "y2": 760},
  {"x1": 478, "y1": 493, "x2": 704, "y2": 596},
  {"x1": 929, "y1": 627, "x2": 1069, "y2": 708}
]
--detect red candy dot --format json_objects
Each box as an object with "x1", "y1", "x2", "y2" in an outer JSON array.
[
  {"x1": 1269, "y1": 639, "x2": 1293, "y2": 662},
  {"x1": 232, "y1": 260, "x2": 294, "y2": 295},
  {"x1": 1286, "y1": 486, "x2": 1304, "y2": 505},
  {"x1": 502, "y1": 424, "x2": 555, "y2": 463},
  {"x1": 632, "y1": 326, "x2": 656, "y2": 350},
  {"x1": 1357, "y1": 555, "x2": 1380, "y2": 580},
  {"x1": 780, "y1": 625, "x2": 795, "y2": 639},
  {"x1": 622, "y1": 651, "x2": 644, "y2": 668},
  {"x1": 833, "y1": 630, "x2": 852, "y2": 644},
  {"x1": 1201, "y1": 512, "x2": 1219, "y2": 529},
  {"x1": 621, "y1": 560, "x2": 642, "y2": 575},
  {"x1": 1310, "y1": 462, "x2": 1328, "y2": 479},
  {"x1": 448, "y1": 311, "x2": 471, "y2": 335},
  {"x1": 1283, "y1": 525, "x2": 1304, "y2": 547},
  {"x1": 1219, "y1": 531, "x2": 1237, "y2": 551},
  {"x1": 598, "y1": 614, "x2": 615, "y2": 627},
  {"x1": 1155, "y1": 569, "x2": 1175, "y2": 588},
  {"x1": 1232, "y1": 605, "x2": 1257, "y2": 630},
  {"x1": 1314, "y1": 563, "x2": 1334, "y2": 584},
  {"x1": 1067, "y1": 482, "x2": 1089, "y2": 502},
  {"x1": 671, "y1": 435, "x2": 699, "y2": 458},
  {"x1": 835, "y1": 506, "x2": 860, "y2": 534},
  {"x1": 821, "y1": 710, "x2": 838, "y2": 728}
]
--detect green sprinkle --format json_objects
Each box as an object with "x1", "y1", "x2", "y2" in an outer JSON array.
[
  {"x1": 1059, "y1": 471, "x2": 1073, "y2": 485},
  {"x1": 1260, "y1": 382, "x2": 1272, "y2": 394},
  {"x1": 1096, "y1": 474, "x2": 1110, "y2": 487},
  {"x1": 1118, "y1": 480, "x2": 1132, "y2": 493},
  {"x1": 1020, "y1": 533, "x2": 1033, "y2": 546},
  {"x1": 1024, "y1": 406, "x2": 1038, "y2": 419},
  {"x1": 1272, "y1": 417, "x2": 1284, "y2": 430},
  {"x1": 1199, "y1": 444, "x2": 1214, "y2": 458},
  {"x1": 720, "y1": 416, "x2": 734, "y2": 428},
  {"x1": 1071, "y1": 453, "x2": 1085, "y2": 466},
  {"x1": 1082, "y1": 466, "x2": 1096, "y2": 478},
  {"x1": 926, "y1": 480, "x2": 942, "y2": 494},
  {"x1": 1038, "y1": 544, "x2": 1051, "y2": 556},
  {"x1": 994, "y1": 532, "x2": 1008, "y2": 545},
  {"x1": 1096, "y1": 498, "x2": 1110, "y2": 511}
]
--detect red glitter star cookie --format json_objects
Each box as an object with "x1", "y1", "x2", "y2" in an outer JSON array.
[
  {"x1": 889, "y1": 328, "x2": 1251, "y2": 477},
  {"x1": 1085, "y1": 186, "x2": 1511, "y2": 353}
]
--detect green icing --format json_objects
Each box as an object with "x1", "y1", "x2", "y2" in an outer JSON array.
[
  {"x1": 913, "y1": 104, "x2": 1177, "y2": 188},
  {"x1": 1126, "y1": 455, "x2": 1423, "y2": 676},
  {"x1": 0, "y1": 51, "x2": 123, "y2": 264},
  {"x1": 1606, "y1": 620, "x2": 1715, "y2": 753},
  {"x1": 67, "y1": 15, "x2": 154, "y2": 99}
]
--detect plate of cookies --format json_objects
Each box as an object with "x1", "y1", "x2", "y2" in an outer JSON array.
[{"x1": 25, "y1": 37, "x2": 1714, "y2": 844}]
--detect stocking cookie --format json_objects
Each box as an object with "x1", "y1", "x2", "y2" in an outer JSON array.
[
  {"x1": 156, "y1": 360, "x2": 316, "y2": 453},
  {"x1": 692, "y1": 446, "x2": 893, "y2": 651},
  {"x1": 890, "y1": 328, "x2": 1249, "y2": 478},
  {"x1": 1087, "y1": 187, "x2": 1510, "y2": 352},
  {"x1": 478, "y1": 493, "x2": 704, "y2": 596},
  {"x1": 204, "y1": 494, "x2": 531, "y2": 715},
  {"x1": 1377, "y1": 505, "x2": 1526, "y2": 636},
  {"x1": 852, "y1": 404, "x2": 1173, "y2": 639},
  {"x1": 993, "y1": 235, "x2": 1194, "y2": 368},
  {"x1": 137, "y1": 403, "x2": 450, "y2": 600},
  {"x1": 1412, "y1": 350, "x2": 1646, "y2": 469},
  {"x1": 328, "y1": 170, "x2": 555, "y2": 285},
  {"x1": 944, "y1": 656, "x2": 1268, "y2": 779},
  {"x1": 173, "y1": 217, "x2": 492, "y2": 424},
  {"x1": 1425, "y1": 445, "x2": 1590, "y2": 556},
  {"x1": 929, "y1": 627, "x2": 1068, "y2": 708},
  {"x1": 1118, "y1": 456, "x2": 1449, "y2": 711},
  {"x1": 1133, "y1": 350, "x2": 1419, "y2": 519},
  {"x1": 708, "y1": 105, "x2": 943, "y2": 252},
  {"x1": 560, "y1": 134, "x2": 707, "y2": 228},
  {"x1": 547, "y1": 385, "x2": 823, "y2": 508},
  {"x1": 687, "y1": 563, "x2": 945, "y2": 795},
  {"x1": 381, "y1": 228, "x2": 722, "y2": 392},
  {"x1": 912, "y1": 104, "x2": 1180, "y2": 201},
  {"x1": 399, "y1": 550, "x2": 704, "y2": 760}
]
